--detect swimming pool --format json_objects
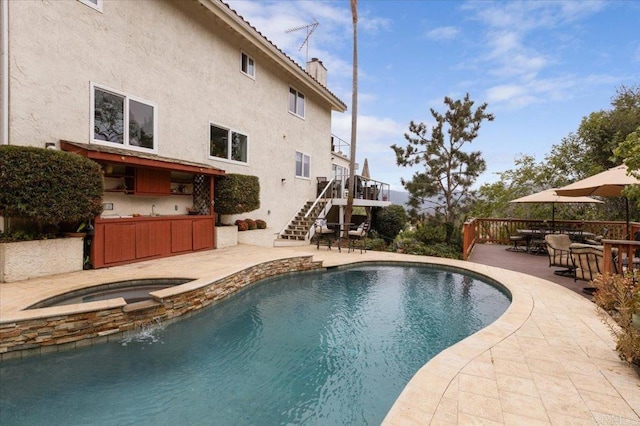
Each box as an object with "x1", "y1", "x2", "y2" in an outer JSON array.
[{"x1": 0, "y1": 263, "x2": 510, "y2": 425}]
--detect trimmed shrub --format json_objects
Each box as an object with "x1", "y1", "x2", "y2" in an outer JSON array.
[
  {"x1": 255, "y1": 219, "x2": 267, "y2": 229},
  {"x1": 215, "y1": 174, "x2": 260, "y2": 215},
  {"x1": 237, "y1": 221, "x2": 248, "y2": 231},
  {"x1": 372, "y1": 205, "x2": 407, "y2": 241},
  {"x1": 245, "y1": 218, "x2": 257, "y2": 230},
  {"x1": 0, "y1": 146, "x2": 103, "y2": 232}
]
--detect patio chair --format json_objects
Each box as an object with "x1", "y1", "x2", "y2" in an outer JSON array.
[
  {"x1": 544, "y1": 234, "x2": 574, "y2": 276},
  {"x1": 569, "y1": 243, "x2": 604, "y2": 282},
  {"x1": 504, "y1": 225, "x2": 526, "y2": 252},
  {"x1": 314, "y1": 218, "x2": 334, "y2": 250},
  {"x1": 585, "y1": 227, "x2": 608, "y2": 245},
  {"x1": 348, "y1": 220, "x2": 370, "y2": 253}
]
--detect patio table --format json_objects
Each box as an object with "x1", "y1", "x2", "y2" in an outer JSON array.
[
  {"x1": 328, "y1": 223, "x2": 353, "y2": 252},
  {"x1": 517, "y1": 229, "x2": 597, "y2": 253}
]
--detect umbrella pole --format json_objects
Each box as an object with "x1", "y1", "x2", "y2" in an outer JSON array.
[
  {"x1": 552, "y1": 203, "x2": 555, "y2": 232},
  {"x1": 626, "y1": 197, "x2": 630, "y2": 240}
]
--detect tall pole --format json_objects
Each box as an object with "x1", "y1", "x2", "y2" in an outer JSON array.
[{"x1": 344, "y1": 0, "x2": 358, "y2": 236}]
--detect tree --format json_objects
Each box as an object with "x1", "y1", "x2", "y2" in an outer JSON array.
[
  {"x1": 372, "y1": 205, "x2": 406, "y2": 241},
  {"x1": 343, "y1": 0, "x2": 358, "y2": 236},
  {"x1": 614, "y1": 125, "x2": 640, "y2": 206},
  {"x1": 392, "y1": 94, "x2": 494, "y2": 243},
  {"x1": 575, "y1": 85, "x2": 640, "y2": 175}
]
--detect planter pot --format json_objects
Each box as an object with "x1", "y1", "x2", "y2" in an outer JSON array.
[
  {"x1": 0, "y1": 238, "x2": 84, "y2": 282},
  {"x1": 237, "y1": 228, "x2": 274, "y2": 247},
  {"x1": 215, "y1": 226, "x2": 238, "y2": 249}
]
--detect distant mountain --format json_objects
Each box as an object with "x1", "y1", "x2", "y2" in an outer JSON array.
[
  {"x1": 388, "y1": 190, "x2": 410, "y2": 207},
  {"x1": 388, "y1": 190, "x2": 441, "y2": 213}
]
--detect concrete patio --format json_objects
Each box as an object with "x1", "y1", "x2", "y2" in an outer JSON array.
[{"x1": 1, "y1": 243, "x2": 639, "y2": 424}]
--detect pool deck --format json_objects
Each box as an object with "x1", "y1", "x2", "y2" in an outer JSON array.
[{"x1": 1, "y1": 244, "x2": 639, "y2": 424}]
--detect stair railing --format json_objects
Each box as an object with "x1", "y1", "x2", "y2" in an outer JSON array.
[
  {"x1": 305, "y1": 178, "x2": 335, "y2": 218},
  {"x1": 278, "y1": 179, "x2": 334, "y2": 238}
]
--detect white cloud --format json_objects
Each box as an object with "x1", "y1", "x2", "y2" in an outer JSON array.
[{"x1": 425, "y1": 26, "x2": 460, "y2": 41}]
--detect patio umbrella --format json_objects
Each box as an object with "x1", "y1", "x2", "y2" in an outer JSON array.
[
  {"x1": 509, "y1": 188, "x2": 603, "y2": 231},
  {"x1": 556, "y1": 164, "x2": 640, "y2": 239},
  {"x1": 361, "y1": 158, "x2": 370, "y2": 179}
]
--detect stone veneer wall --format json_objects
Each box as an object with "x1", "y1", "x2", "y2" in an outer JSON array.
[{"x1": 0, "y1": 256, "x2": 322, "y2": 360}]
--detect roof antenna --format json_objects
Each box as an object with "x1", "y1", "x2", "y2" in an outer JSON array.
[{"x1": 285, "y1": 18, "x2": 319, "y2": 64}]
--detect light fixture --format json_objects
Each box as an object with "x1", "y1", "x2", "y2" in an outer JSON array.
[
  {"x1": 281, "y1": 178, "x2": 286, "y2": 184},
  {"x1": 45, "y1": 142, "x2": 57, "y2": 150}
]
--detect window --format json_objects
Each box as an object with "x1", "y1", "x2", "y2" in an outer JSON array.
[
  {"x1": 241, "y1": 52, "x2": 255, "y2": 78},
  {"x1": 92, "y1": 84, "x2": 157, "y2": 151},
  {"x1": 210, "y1": 124, "x2": 248, "y2": 163},
  {"x1": 289, "y1": 87, "x2": 305, "y2": 118},
  {"x1": 296, "y1": 151, "x2": 310, "y2": 178},
  {"x1": 78, "y1": 0, "x2": 103, "y2": 12}
]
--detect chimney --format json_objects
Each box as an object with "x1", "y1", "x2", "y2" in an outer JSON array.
[{"x1": 306, "y1": 58, "x2": 327, "y2": 87}]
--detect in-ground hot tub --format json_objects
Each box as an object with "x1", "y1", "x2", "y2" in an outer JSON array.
[{"x1": 28, "y1": 278, "x2": 194, "y2": 308}]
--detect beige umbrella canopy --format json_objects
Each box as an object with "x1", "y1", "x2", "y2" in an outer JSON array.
[
  {"x1": 556, "y1": 164, "x2": 640, "y2": 239},
  {"x1": 555, "y1": 164, "x2": 639, "y2": 197},
  {"x1": 510, "y1": 188, "x2": 603, "y2": 231},
  {"x1": 361, "y1": 158, "x2": 370, "y2": 179}
]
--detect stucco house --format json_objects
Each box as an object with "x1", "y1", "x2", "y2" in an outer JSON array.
[{"x1": 0, "y1": 0, "x2": 388, "y2": 268}]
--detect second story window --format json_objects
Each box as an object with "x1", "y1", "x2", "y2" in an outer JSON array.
[
  {"x1": 296, "y1": 151, "x2": 310, "y2": 178},
  {"x1": 241, "y1": 52, "x2": 255, "y2": 78},
  {"x1": 210, "y1": 123, "x2": 248, "y2": 163},
  {"x1": 289, "y1": 87, "x2": 305, "y2": 118},
  {"x1": 92, "y1": 83, "x2": 156, "y2": 152}
]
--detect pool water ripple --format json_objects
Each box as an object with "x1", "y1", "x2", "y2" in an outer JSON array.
[{"x1": 0, "y1": 264, "x2": 510, "y2": 425}]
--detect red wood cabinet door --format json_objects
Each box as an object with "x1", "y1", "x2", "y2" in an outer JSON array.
[
  {"x1": 135, "y1": 168, "x2": 171, "y2": 195},
  {"x1": 193, "y1": 219, "x2": 214, "y2": 250},
  {"x1": 104, "y1": 223, "x2": 136, "y2": 264},
  {"x1": 171, "y1": 220, "x2": 193, "y2": 253},
  {"x1": 136, "y1": 221, "x2": 171, "y2": 259}
]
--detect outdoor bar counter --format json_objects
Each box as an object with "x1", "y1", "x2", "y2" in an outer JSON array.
[{"x1": 92, "y1": 214, "x2": 215, "y2": 268}]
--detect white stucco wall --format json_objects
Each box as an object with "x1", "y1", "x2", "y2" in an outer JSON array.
[
  {"x1": 214, "y1": 225, "x2": 238, "y2": 249},
  {"x1": 7, "y1": 0, "x2": 340, "y2": 241},
  {"x1": 0, "y1": 238, "x2": 84, "y2": 282}
]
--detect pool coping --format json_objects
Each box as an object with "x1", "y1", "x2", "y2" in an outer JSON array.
[{"x1": 1, "y1": 245, "x2": 639, "y2": 424}]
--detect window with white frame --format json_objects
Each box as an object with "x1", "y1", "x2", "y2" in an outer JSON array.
[
  {"x1": 78, "y1": 0, "x2": 103, "y2": 12},
  {"x1": 296, "y1": 151, "x2": 310, "y2": 178},
  {"x1": 289, "y1": 87, "x2": 305, "y2": 118},
  {"x1": 241, "y1": 52, "x2": 255, "y2": 78},
  {"x1": 92, "y1": 84, "x2": 156, "y2": 151},
  {"x1": 210, "y1": 124, "x2": 248, "y2": 163}
]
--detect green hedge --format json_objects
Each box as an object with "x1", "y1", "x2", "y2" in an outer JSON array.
[
  {"x1": 214, "y1": 174, "x2": 260, "y2": 215},
  {"x1": 0, "y1": 146, "x2": 103, "y2": 228},
  {"x1": 372, "y1": 205, "x2": 407, "y2": 241}
]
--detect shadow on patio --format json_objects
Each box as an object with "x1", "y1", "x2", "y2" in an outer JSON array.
[{"x1": 467, "y1": 243, "x2": 591, "y2": 297}]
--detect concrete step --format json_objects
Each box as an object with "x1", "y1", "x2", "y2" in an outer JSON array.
[{"x1": 273, "y1": 238, "x2": 308, "y2": 247}]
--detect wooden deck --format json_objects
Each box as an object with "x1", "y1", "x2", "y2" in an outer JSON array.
[{"x1": 467, "y1": 243, "x2": 591, "y2": 297}]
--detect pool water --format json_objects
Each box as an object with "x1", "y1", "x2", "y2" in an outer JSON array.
[{"x1": 0, "y1": 264, "x2": 510, "y2": 425}]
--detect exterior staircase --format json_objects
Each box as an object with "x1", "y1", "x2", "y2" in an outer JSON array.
[{"x1": 275, "y1": 200, "x2": 327, "y2": 246}]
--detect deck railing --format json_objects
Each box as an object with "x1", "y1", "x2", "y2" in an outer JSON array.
[
  {"x1": 463, "y1": 217, "x2": 640, "y2": 264},
  {"x1": 602, "y1": 239, "x2": 640, "y2": 276},
  {"x1": 326, "y1": 172, "x2": 390, "y2": 202},
  {"x1": 331, "y1": 135, "x2": 350, "y2": 160}
]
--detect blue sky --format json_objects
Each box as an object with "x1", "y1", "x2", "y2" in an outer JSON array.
[{"x1": 225, "y1": 0, "x2": 640, "y2": 190}]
